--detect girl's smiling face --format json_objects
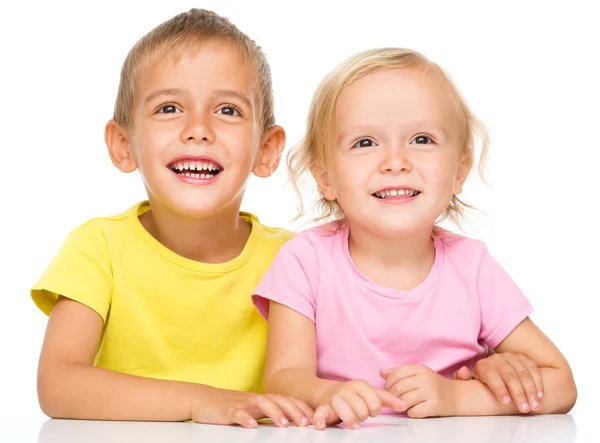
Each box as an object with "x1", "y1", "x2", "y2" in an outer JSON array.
[{"x1": 315, "y1": 67, "x2": 471, "y2": 238}]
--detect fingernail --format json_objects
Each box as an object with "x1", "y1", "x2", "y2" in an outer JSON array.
[
  {"x1": 521, "y1": 402, "x2": 530, "y2": 412},
  {"x1": 532, "y1": 400, "x2": 540, "y2": 409},
  {"x1": 502, "y1": 395, "x2": 511, "y2": 404},
  {"x1": 352, "y1": 423, "x2": 360, "y2": 430},
  {"x1": 538, "y1": 391, "x2": 544, "y2": 399},
  {"x1": 300, "y1": 416, "x2": 308, "y2": 426},
  {"x1": 280, "y1": 418, "x2": 289, "y2": 426},
  {"x1": 249, "y1": 419, "x2": 257, "y2": 427}
]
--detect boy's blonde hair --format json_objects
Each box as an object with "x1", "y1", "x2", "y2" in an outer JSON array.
[
  {"x1": 114, "y1": 9, "x2": 275, "y2": 132},
  {"x1": 288, "y1": 47, "x2": 490, "y2": 228}
]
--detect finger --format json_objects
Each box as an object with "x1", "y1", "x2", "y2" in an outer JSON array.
[
  {"x1": 396, "y1": 388, "x2": 426, "y2": 411},
  {"x1": 452, "y1": 366, "x2": 472, "y2": 381},
  {"x1": 313, "y1": 404, "x2": 338, "y2": 430},
  {"x1": 331, "y1": 395, "x2": 362, "y2": 430},
  {"x1": 353, "y1": 383, "x2": 384, "y2": 417},
  {"x1": 518, "y1": 354, "x2": 544, "y2": 401},
  {"x1": 269, "y1": 395, "x2": 309, "y2": 427},
  {"x1": 339, "y1": 391, "x2": 370, "y2": 424},
  {"x1": 504, "y1": 354, "x2": 539, "y2": 411},
  {"x1": 496, "y1": 359, "x2": 530, "y2": 413},
  {"x1": 291, "y1": 398, "x2": 314, "y2": 425},
  {"x1": 252, "y1": 396, "x2": 290, "y2": 427},
  {"x1": 387, "y1": 376, "x2": 420, "y2": 398},
  {"x1": 406, "y1": 399, "x2": 433, "y2": 419},
  {"x1": 475, "y1": 365, "x2": 512, "y2": 405},
  {"x1": 230, "y1": 407, "x2": 258, "y2": 428},
  {"x1": 381, "y1": 365, "x2": 422, "y2": 390},
  {"x1": 375, "y1": 388, "x2": 409, "y2": 412}
]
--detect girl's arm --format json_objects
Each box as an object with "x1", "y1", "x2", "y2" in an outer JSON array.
[
  {"x1": 37, "y1": 296, "x2": 311, "y2": 426},
  {"x1": 263, "y1": 301, "x2": 339, "y2": 408},
  {"x1": 453, "y1": 317, "x2": 576, "y2": 415}
]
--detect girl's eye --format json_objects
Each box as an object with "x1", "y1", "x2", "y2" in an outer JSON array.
[
  {"x1": 157, "y1": 104, "x2": 181, "y2": 114},
  {"x1": 411, "y1": 135, "x2": 433, "y2": 145},
  {"x1": 217, "y1": 106, "x2": 241, "y2": 116},
  {"x1": 353, "y1": 138, "x2": 376, "y2": 148}
]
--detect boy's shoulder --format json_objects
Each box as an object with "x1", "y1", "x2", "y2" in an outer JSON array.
[{"x1": 73, "y1": 201, "x2": 143, "y2": 241}]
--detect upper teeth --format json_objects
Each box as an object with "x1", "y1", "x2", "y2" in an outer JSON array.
[
  {"x1": 172, "y1": 161, "x2": 220, "y2": 172},
  {"x1": 375, "y1": 189, "x2": 418, "y2": 198}
]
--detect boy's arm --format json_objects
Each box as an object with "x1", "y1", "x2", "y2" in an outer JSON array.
[
  {"x1": 263, "y1": 301, "x2": 339, "y2": 408},
  {"x1": 38, "y1": 297, "x2": 311, "y2": 426},
  {"x1": 452, "y1": 318, "x2": 577, "y2": 415}
]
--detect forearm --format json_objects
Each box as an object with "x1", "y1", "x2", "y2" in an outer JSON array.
[
  {"x1": 265, "y1": 368, "x2": 340, "y2": 409},
  {"x1": 453, "y1": 366, "x2": 577, "y2": 416},
  {"x1": 38, "y1": 363, "x2": 220, "y2": 421}
]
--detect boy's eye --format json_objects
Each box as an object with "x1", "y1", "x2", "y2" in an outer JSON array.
[
  {"x1": 353, "y1": 138, "x2": 376, "y2": 148},
  {"x1": 217, "y1": 106, "x2": 241, "y2": 116},
  {"x1": 157, "y1": 104, "x2": 181, "y2": 114},
  {"x1": 411, "y1": 135, "x2": 433, "y2": 145}
]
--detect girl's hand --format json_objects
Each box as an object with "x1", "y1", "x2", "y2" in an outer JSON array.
[
  {"x1": 454, "y1": 352, "x2": 543, "y2": 413},
  {"x1": 312, "y1": 380, "x2": 406, "y2": 430},
  {"x1": 380, "y1": 365, "x2": 457, "y2": 418},
  {"x1": 192, "y1": 391, "x2": 313, "y2": 428}
]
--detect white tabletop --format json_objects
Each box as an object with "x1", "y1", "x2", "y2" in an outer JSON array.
[{"x1": 1, "y1": 414, "x2": 586, "y2": 443}]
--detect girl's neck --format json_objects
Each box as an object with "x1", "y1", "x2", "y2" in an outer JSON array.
[
  {"x1": 346, "y1": 221, "x2": 436, "y2": 291},
  {"x1": 139, "y1": 199, "x2": 251, "y2": 264}
]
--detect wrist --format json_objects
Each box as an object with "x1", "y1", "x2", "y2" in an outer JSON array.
[
  {"x1": 315, "y1": 379, "x2": 342, "y2": 406},
  {"x1": 442, "y1": 379, "x2": 463, "y2": 417}
]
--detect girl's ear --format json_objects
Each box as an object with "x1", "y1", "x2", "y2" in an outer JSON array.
[
  {"x1": 453, "y1": 153, "x2": 472, "y2": 195},
  {"x1": 311, "y1": 164, "x2": 337, "y2": 201},
  {"x1": 253, "y1": 125, "x2": 286, "y2": 178},
  {"x1": 105, "y1": 119, "x2": 138, "y2": 173}
]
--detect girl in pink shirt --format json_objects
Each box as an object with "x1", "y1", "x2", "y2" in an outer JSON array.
[{"x1": 253, "y1": 48, "x2": 576, "y2": 429}]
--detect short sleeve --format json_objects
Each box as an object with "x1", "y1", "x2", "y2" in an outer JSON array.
[
  {"x1": 478, "y1": 247, "x2": 533, "y2": 349},
  {"x1": 252, "y1": 234, "x2": 318, "y2": 323},
  {"x1": 31, "y1": 225, "x2": 113, "y2": 322}
]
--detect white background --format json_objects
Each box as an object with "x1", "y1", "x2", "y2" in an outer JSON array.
[{"x1": 1, "y1": 0, "x2": 598, "y2": 429}]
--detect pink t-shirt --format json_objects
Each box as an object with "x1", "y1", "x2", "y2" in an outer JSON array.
[{"x1": 253, "y1": 223, "x2": 533, "y2": 388}]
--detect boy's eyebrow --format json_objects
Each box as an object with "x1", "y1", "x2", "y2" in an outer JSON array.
[
  {"x1": 144, "y1": 88, "x2": 185, "y2": 105},
  {"x1": 213, "y1": 90, "x2": 253, "y2": 110}
]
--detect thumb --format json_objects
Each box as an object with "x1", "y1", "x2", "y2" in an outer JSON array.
[
  {"x1": 380, "y1": 368, "x2": 393, "y2": 379},
  {"x1": 452, "y1": 366, "x2": 472, "y2": 381},
  {"x1": 376, "y1": 388, "x2": 407, "y2": 412}
]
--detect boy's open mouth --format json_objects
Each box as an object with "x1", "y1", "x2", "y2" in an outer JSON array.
[
  {"x1": 372, "y1": 188, "x2": 421, "y2": 199},
  {"x1": 168, "y1": 159, "x2": 223, "y2": 179}
]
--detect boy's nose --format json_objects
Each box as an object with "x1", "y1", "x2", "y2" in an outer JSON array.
[{"x1": 181, "y1": 114, "x2": 216, "y2": 144}]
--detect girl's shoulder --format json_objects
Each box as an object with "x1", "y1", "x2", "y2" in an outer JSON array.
[
  {"x1": 281, "y1": 220, "x2": 347, "y2": 257},
  {"x1": 433, "y1": 226, "x2": 490, "y2": 268}
]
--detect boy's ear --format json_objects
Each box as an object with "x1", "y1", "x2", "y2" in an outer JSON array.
[
  {"x1": 253, "y1": 125, "x2": 286, "y2": 178},
  {"x1": 105, "y1": 119, "x2": 138, "y2": 173},
  {"x1": 310, "y1": 164, "x2": 337, "y2": 201}
]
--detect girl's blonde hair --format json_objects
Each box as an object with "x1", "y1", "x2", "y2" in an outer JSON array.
[{"x1": 288, "y1": 48, "x2": 489, "y2": 228}]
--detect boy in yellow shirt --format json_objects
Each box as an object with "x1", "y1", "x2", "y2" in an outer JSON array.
[{"x1": 31, "y1": 9, "x2": 312, "y2": 428}]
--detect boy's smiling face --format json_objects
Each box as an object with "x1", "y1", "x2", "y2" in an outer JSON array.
[{"x1": 107, "y1": 41, "x2": 284, "y2": 218}]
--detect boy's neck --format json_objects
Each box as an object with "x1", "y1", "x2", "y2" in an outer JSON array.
[
  {"x1": 139, "y1": 200, "x2": 252, "y2": 264},
  {"x1": 347, "y1": 221, "x2": 435, "y2": 291}
]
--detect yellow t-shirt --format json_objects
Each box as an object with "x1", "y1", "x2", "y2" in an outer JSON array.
[{"x1": 31, "y1": 201, "x2": 293, "y2": 393}]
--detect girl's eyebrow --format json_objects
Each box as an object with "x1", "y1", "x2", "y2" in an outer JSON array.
[
  {"x1": 144, "y1": 88, "x2": 186, "y2": 105},
  {"x1": 338, "y1": 122, "x2": 450, "y2": 143}
]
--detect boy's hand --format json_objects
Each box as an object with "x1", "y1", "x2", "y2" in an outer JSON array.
[
  {"x1": 380, "y1": 365, "x2": 457, "y2": 418},
  {"x1": 192, "y1": 391, "x2": 313, "y2": 428},
  {"x1": 312, "y1": 380, "x2": 406, "y2": 430},
  {"x1": 454, "y1": 353, "x2": 543, "y2": 413}
]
